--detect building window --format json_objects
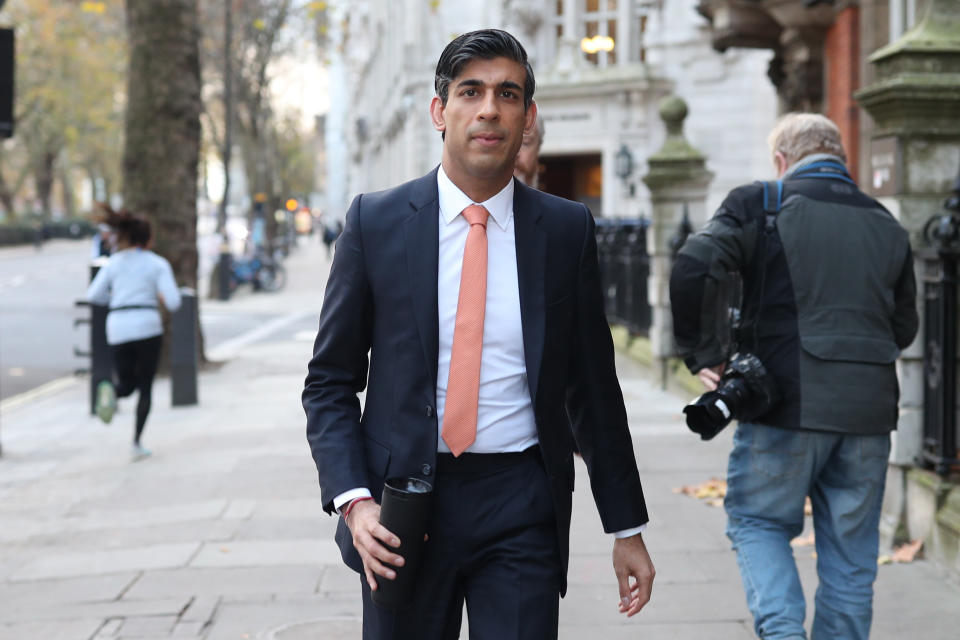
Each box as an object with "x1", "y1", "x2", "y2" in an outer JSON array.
[
  {"x1": 889, "y1": 0, "x2": 919, "y2": 40},
  {"x1": 583, "y1": 0, "x2": 618, "y2": 67},
  {"x1": 553, "y1": 1, "x2": 659, "y2": 67}
]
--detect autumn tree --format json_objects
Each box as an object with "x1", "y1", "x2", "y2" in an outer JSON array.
[
  {"x1": 200, "y1": 0, "x2": 322, "y2": 245},
  {"x1": 0, "y1": 0, "x2": 126, "y2": 220}
]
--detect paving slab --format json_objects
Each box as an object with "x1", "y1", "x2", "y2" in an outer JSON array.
[
  {"x1": 124, "y1": 567, "x2": 321, "y2": 599},
  {"x1": 0, "y1": 618, "x2": 104, "y2": 640},
  {"x1": 189, "y1": 539, "x2": 341, "y2": 568},
  {"x1": 10, "y1": 543, "x2": 200, "y2": 581}
]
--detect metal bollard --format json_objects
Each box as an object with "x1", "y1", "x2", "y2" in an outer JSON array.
[
  {"x1": 171, "y1": 288, "x2": 199, "y2": 406},
  {"x1": 86, "y1": 257, "x2": 111, "y2": 416}
]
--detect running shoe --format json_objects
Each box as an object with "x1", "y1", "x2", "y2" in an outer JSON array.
[
  {"x1": 131, "y1": 444, "x2": 152, "y2": 461},
  {"x1": 95, "y1": 380, "x2": 116, "y2": 424}
]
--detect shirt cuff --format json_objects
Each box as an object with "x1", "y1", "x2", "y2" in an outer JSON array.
[
  {"x1": 333, "y1": 488, "x2": 372, "y2": 513},
  {"x1": 612, "y1": 524, "x2": 647, "y2": 539}
]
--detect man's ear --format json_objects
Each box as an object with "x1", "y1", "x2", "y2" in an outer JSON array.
[
  {"x1": 430, "y1": 96, "x2": 446, "y2": 133},
  {"x1": 774, "y1": 151, "x2": 788, "y2": 178},
  {"x1": 524, "y1": 100, "x2": 538, "y2": 136}
]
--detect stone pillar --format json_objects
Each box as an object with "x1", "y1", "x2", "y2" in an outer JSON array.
[
  {"x1": 549, "y1": 0, "x2": 587, "y2": 77},
  {"x1": 642, "y1": 96, "x2": 714, "y2": 388},
  {"x1": 855, "y1": 0, "x2": 960, "y2": 553}
]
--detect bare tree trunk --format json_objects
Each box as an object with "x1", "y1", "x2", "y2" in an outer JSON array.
[
  {"x1": 123, "y1": 0, "x2": 204, "y2": 360},
  {"x1": 59, "y1": 165, "x2": 76, "y2": 218},
  {"x1": 35, "y1": 151, "x2": 56, "y2": 219},
  {"x1": 0, "y1": 171, "x2": 16, "y2": 218}
]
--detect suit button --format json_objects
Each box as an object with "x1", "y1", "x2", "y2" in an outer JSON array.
[
  {"x1": 421, "y1": 463, "x2": 432, "y2": 476},
  {"x1": 425, "y1": 405, "x2": 434, "y2": 417}
]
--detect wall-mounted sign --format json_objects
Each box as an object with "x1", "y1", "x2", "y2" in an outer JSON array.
[
  {"x1": 870, "y1": 136, "x2": 900, "y2": 197},
  {"x1": 542, "y1": 112, "x2": 593, "y2": 123}
]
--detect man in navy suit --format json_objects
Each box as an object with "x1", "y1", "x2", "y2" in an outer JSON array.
[{"x1": 303, "y1": 29, "x2": 654, "y2": 639}]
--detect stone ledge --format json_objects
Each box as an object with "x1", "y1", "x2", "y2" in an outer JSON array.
[
  {"x1": 933, "y1": 487, "x2": 960, "y2": 578},
  {"x1": 906, "y1": 468, "x2": 960, "y2": 581},
  {"x1": 610, "y1": 326, "x2": 701, "y2": 400}
]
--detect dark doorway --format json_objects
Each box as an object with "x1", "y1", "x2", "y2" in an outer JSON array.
[{"x1": 539, "y1": 153, "x2": 603, "y2": 216}]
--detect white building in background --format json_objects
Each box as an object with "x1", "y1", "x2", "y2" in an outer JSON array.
[{"x1": 324, "y1": 0, "x2": 777, "y2": 224}]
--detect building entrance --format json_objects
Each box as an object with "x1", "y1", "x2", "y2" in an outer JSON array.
[{"x1": 539, "y1": 153, "x2": 603, "y2": 216}]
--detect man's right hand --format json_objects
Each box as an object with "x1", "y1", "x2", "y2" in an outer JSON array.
[{"x1": 344, "y1": 499, "x2": 405, "y2": 591}]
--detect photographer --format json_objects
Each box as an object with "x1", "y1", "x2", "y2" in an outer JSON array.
[{"x1": 669, "y1": 113, "x2": 918, "y2": 640}]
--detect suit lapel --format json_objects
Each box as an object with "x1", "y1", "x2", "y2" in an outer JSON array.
[
  {"x1": 513, "y1": 180, "x2": 547, "y2": 404},
  {"x1": 404, "y1": 169, "x2": 441, "y2": 391}
]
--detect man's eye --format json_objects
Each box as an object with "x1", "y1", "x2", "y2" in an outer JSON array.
[
  {"x1": 463, "y1": 89, "x2": 477, "y2": 97},
  {"x1": 501, "y1": 91, "x2": 517, "y2": 99}
]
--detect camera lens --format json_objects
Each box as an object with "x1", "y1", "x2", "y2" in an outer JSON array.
[{"x1": 683, "y1": 391, "x2": 734, "y2": 440}]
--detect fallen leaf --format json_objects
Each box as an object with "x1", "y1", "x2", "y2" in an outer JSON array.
[
  {"x1": 674, "y1": 478, "x2": 727, "y2": 506},
  {"x1": 878, "y1": 555, "x2": 893, "y2": 566}
]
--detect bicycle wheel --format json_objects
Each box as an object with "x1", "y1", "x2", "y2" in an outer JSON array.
[{"x1": 259, "y1": 264, "x2": 287, "y2": 292}]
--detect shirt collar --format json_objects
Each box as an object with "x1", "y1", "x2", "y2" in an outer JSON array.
[
  {"x1": 437, "y1": 165, "x2": 513, "y2": 231},
  {"x1": 783, "y1": 153, "x2": 847, "y2": 179}
]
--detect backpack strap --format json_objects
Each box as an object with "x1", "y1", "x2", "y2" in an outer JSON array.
[{"x1": 761, "y1": 180, "x2": 783, "y2": 232}]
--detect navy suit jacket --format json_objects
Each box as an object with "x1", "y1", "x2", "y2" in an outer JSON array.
[{"x1": 303, "y1": 168, "x2": 648, "y2": 594}]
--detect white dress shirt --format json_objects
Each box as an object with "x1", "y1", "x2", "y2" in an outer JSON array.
[
  {"x1": 435, "y1": 166, "x2": 538, "y2": 454},
  {"x1": 334, "y1": 168, "x2": 645, "y2": 538}
]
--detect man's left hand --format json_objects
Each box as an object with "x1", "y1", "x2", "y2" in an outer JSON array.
[{"x1": 612, "y1": 533, "x2": 655, "y2": 617}]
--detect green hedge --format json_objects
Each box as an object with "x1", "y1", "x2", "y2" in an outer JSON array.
[{"x1": 0, "y1": 218, "x2": 95, "y2": 247}]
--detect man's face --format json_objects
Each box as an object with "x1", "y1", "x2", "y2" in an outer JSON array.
[
  {"x1": 514, "y1": 130, "x2": 541, "y2": 185},
  {"x1": 431, "y1": 56, "x2": 536, "y2": 191}
]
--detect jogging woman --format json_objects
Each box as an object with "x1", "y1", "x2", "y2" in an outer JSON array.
[{"x1": 86, "y1": 208, "x2": 181, "y2": 460}]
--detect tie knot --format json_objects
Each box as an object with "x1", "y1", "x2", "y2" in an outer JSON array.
[{"x1": 462, "y1": 204, "x2": 489, "y2": 228}]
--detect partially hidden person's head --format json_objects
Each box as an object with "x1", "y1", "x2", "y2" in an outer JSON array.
[
  {"x1": 96, "y1": 203, "x2": 152, "y2": 249},
  {"x1": 430, "y1": 29, "x2": 538, "y2": 197},
  {"x1": 514, "y1": 112, "x2": 545, "y2": 187},
  {"x1": 767, "y1": 113, "x2": 846, "y2": 178}
]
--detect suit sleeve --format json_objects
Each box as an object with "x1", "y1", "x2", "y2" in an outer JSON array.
[
  {"x1": 892, "y1": 242, "x2": 919, "y2": 350},
  {"x1": 303, "y1": 195, "x2": 375, "y2": 515},
  {"x1": 565, "y1": 206, "x2": 649, "y2": 533},
  {"x1": 669, "y1": 190, "x2": 758, "y2": 373}
]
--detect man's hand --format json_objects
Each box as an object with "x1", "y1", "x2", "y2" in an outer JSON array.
[
  {"x1": 612, "y1": 533, "x2": 655, "y2": 617},
  {"x1": 344, "y1": 500, "x2": 405, "y2": 591},
  {"x1": 697, "y1": 363, "x2": 725, "y2": 391}
]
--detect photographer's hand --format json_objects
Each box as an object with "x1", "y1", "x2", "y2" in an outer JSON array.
[{"x1": 697, "y1": 364, "x2": 725, "y2": 390}]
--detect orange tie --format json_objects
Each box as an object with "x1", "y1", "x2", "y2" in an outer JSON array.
[{"x1": 442, "y1": 204, "x2": 489, "y2": 457}]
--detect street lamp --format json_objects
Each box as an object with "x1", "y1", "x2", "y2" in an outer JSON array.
[{"x1": 615, "y1": 144, "x2": 634, "y2": 197}]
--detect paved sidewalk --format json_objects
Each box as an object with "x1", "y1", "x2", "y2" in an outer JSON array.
[{"x1": 1, "y1": 241, "x2": 958, "y2": 639}]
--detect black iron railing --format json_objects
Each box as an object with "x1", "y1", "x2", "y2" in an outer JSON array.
[
  {"x1": 920, "y1": 170, "x2": 960, "y2": 477},
  {"x1": 595, "y1": 217, "x2": 651, "y2": 335}
]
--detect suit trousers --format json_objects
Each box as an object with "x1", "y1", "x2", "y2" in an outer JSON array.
[{"x1": 361, "y1": 448, "x2": 562, "y2": 640}]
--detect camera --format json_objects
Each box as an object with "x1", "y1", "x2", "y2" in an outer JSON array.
[{"x1": 683, "y1": 353, "x2": 780, "y2": 440}]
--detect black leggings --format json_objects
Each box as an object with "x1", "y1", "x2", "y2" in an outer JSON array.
[{"x1": 110, "y1": 335, "x2": 162, "y2": 445}]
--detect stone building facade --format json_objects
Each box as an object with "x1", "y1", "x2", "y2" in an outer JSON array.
[{"x1": 324, "y1": 0, "x2": 777, "y2": 225}]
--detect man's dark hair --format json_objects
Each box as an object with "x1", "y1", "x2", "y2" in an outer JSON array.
[{"x1": 435, "y1": 29, "x2": 535, "y2": 111}]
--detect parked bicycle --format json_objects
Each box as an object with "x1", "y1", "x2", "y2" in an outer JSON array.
[{"x1": 228, "y1": 248, "x2": 286, "y2": 294}]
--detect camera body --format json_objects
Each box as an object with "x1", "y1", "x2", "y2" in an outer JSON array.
[{"x1": 683, "y1": 352, "x2": 780, "y2": 440}]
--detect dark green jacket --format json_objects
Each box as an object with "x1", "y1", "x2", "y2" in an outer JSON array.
[{"x1": 669, "y1": 160, "x2": 919, "y2": 434}]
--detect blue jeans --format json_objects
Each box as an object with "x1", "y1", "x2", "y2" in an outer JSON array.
[{"x1": 724, "y1": 422, "x2": 890, "y2": 640}]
